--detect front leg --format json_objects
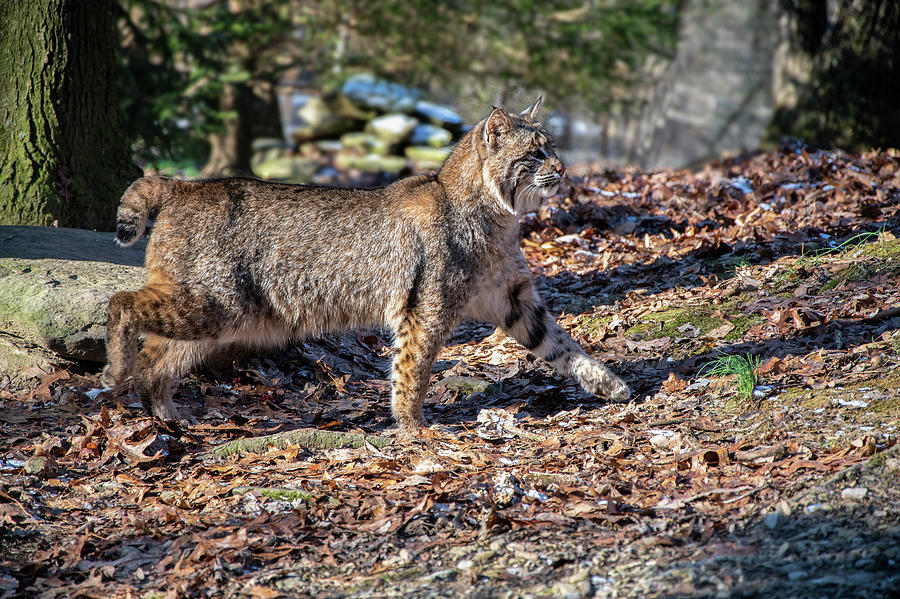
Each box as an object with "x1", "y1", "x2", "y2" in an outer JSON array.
[
  {"x1": 390, "y1": 308, "x2": 452, "y2": 434},
  {"x1": 469, "y1": 277, "x2": 630, "y2": 402}
]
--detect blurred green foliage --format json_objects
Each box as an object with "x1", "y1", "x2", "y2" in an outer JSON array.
[
  {"x1": 116, "y1": 0, "x2": 297, "y2": 166},
  {"x1": 115, "y1": 0, "x2": 681, "y2": 166}
]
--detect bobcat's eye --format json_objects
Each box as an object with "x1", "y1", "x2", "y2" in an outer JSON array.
[{"x1": 530, "y1": 148, "x2": 548, "y2": 160}]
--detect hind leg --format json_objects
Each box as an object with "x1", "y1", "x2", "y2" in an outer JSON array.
[
  {"x1": 101, "y1": 290, "x2": 141, "y2": 388},
  {"x1": 101, "y1": 278, "x2": 230, "y2": 419}
]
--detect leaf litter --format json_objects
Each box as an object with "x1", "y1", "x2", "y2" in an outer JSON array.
[{"x1": 1, "y1": 148, "x2": 900, "y2": 598}]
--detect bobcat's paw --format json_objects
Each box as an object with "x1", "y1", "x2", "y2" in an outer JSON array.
[
  {"x1": 396, "y1": 416, "x2": 427, "y2": 438},
  {"x1": 571, "y1": 355, "x2": 631, "y2": 403},
  {"x1": 100, "y1": 365, "x2": 123, "y2": 389},
  {"x1": 149, "y1": 396, "x2": 183, "y2": 422},
  {"x1": 603, "y1": 374, "x2": 631, "y2": 403}
]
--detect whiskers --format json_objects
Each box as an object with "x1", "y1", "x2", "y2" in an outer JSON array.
[{"x1": 515, "y1": 181, "x2": 543, "y2": 214}]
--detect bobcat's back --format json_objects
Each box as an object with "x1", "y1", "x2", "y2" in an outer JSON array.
[
  {"x1": 101, "y1": 99, "x2": 632, "y2": 433},
  {"x1": 128, "y1": 174, "x2": 484, "y2": 338}
]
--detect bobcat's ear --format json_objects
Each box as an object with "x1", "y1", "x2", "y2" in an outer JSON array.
[
  {"x1": 483, "y1": 107, "x2": 513, "y2": 149},
  {"x1": 521, "y1": 96, "x2": 543, "y2": 121}
]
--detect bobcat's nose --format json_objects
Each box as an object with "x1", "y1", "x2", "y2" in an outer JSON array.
[{"x1": 556, "y1": 163, "x2": 566, "y2": 176}]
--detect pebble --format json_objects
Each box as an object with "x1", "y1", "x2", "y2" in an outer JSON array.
[
  {"x1": 841, "y1": 487, "x2": 868, "y2": 500},
  {"x1": 764, "y1": 512, "x2": 783, "y2": 529},
  {"x1": 752, "y1": 385, "x2": 776, "y2": 398},
  {"x1": 492, "y1": 472, "x2": 520, "y2": 508},
  {"x1": 649, "y1": 432, "x2": 683, "y2": 453},
  {"x1": 834, "y1": 398, "x2": 868, "y2": 408},
  {"x1": 83, "y1": 387, "x2": 111, "y2": 400},
  {"x1": 24, "y1": 456, "x2": 56, "y2": 477},
  {"x1": 552, "y1": 581, "x2": 584, "y2": 599}
]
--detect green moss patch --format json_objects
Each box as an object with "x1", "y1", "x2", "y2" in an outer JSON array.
[
  {"x1": 624, "y1": 300, "x2": 761, "y2": 344},
  {"x1": 817, "y1": 236, "x2": 900, "y2": 293},
  {"x1": 575, "y1": 314, "x2": 614, "y2": 336}
]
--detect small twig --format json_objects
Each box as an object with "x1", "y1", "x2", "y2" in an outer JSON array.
[
  {"x1": 0, "y1": 489, "x2": 41, "y2": 522},
  {"x1": 690, "y1": 420, "x2": 725, "y2": 432},
  {"x1": 721, "y1": 483, "x2": 771, "y2": 504},
  {"x1": 498, "y1": 421, "x2": 545, "y2": 441},
  {"x1": 733, "y1": 443, "x2": 786, "y2": 462},
  {"x1": 683, "y1": 485, "x2": 754, "y2": 503},
  {"x1": 646, "y1": 417, "x2": 688, "y2": 428}
]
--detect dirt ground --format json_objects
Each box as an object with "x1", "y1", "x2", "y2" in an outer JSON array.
[{"x1": 2, "y1": 147, "x2": 899, "y2": 598}]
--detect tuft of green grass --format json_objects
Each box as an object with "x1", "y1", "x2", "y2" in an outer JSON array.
[
  {"x1": 701, "y1": 353, "x2": 760, "y2": 399},
  {"x1": 800, "y1": 230, "x2": 881, "y2": 265}
]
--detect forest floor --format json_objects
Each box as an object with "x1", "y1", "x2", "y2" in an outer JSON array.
[{"x1": 2, "y1": 147, "x2": 900, "y2": 599}]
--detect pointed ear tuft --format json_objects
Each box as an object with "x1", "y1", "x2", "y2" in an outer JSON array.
[
  {"x1": 521, "y1": 96, "x2": 543, "y2": 121},
  {"x1": 483, "y1": 108, "x2": 513, "y2": 147}
]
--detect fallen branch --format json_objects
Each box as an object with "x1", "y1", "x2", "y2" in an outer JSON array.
[
  {"x1": 721, "y1": 483, "x2": 771, "y2": 504},
  {"x1": 646, "y1": 417, "x2": 688, "y2": 428},
  {"x1": 207, "y1": 428, "x2": 393, "y2": 459}
]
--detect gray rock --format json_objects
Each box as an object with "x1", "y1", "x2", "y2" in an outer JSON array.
[
  {"x1": 409, "y1": 124, "x2": 453, "y2": 148},
  {"x1": 24, "y1": 455, "x2": 56, "y2": 477},
  {"x1": 0, "y1": 226, "x2": 146, "y2": 372},
  {"x1": 334, "y1": 152, "x2": 407, "y2": 174},
  {"x1": 251, "y1": 137, "x2": 291, "y2": 152},
  {"x1": 324, "y1": 91, "x2": 378, "y2": 121},
  {"x1": 414, "y1": 101, "x2": 463, "y2": 128},
  {"x1": 341, "y1": 73, "x2": 421, "y2": 113},
  {"x1": 340, "y1": 132, "x2": 393, "y2": 156},
  {"x1": 253, "y1": 156, "x2": 320, "y2": 183},
  {"x1": 293, "y1": 96, "x2": 357, "y2": 142},
  {"x1": 764, "y1": 511, "x2": 783, "y2": 529},
  {"x1": 312, "y1": 140, "x2": 344, "y2": 154},
  {"x1": 0, "y1": 333, "x2": 68, "y2": 379},
  {"x1": 492, "y1": 472, "x2": 520, "y2": 508},
  {"x1": 366, "y1": 113, "x2": 419, "y2": 144},
  {"x1": 840, "y1": 487, "x2": 868, "y2": 500},
  {"x1": 404, "y1": 145, "x2": 452, "y2": 169}
]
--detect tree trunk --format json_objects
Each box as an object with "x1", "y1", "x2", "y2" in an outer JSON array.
[
  {"x1": 0, "y1": 0, "x2": 140, "y2": 230},
  {"x1": 767, "y1": 0, "x2": 900, "y2": 150},
  {"x1": 200, "y1": 81, "x2": 283, "y2": 178}
]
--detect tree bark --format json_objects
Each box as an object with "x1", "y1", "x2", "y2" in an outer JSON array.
[
  {"x1": 0, "y1": 0, "x2": 140, "y2": 230},
  {"x1": 200, "y1": 81, "x2": 283, "y2": 178},
  {"x1": 768, "y1": 0, "x2": 900, "y2": 150}
]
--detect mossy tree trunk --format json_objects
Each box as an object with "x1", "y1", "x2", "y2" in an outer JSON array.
[{"x1": 0, "y1": 0, "x2": 140, "y2": 230}]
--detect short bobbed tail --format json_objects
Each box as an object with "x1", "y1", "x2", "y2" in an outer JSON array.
[{"x1": 115, "y1": 176, "x2": 174, "y2": 246}]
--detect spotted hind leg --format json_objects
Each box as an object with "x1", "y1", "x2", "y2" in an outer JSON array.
[{"x1": 101, "y1": 278, "x2": 230, "y2": 419}]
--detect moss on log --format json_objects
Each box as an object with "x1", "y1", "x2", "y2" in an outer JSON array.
[{"x1": 208, "y1": 428, "x2": 393, "y2": 459}]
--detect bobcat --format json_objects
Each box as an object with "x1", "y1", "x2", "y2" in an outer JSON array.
[{"x1": 102, "y1": 98, "x2": 630, "y2": 433}]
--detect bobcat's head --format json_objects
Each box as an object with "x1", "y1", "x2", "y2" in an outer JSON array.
[{"x1": 480, "y1": 97, "x2": 565, "y2": 216}]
